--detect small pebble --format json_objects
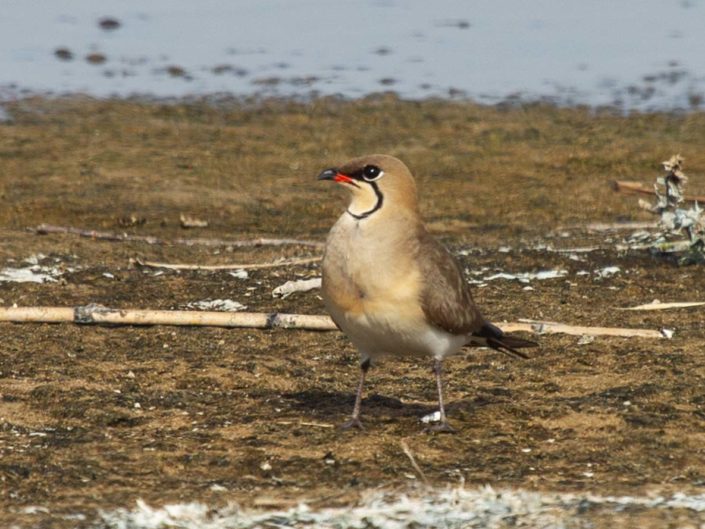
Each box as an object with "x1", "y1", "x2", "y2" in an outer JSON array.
[
  {"x1": 54, "y1": 47, "x2": 73, "y2": 61},
  {"x1": 98, "y1": 17, "x2": 121, "y2": 31},
  {"x1": 421, "y1": 411, "x2": 441, "y2": 424},
  {"x1": 577, "y1": 335, "x2": 595, "y2": 346},
  {"x1": 166, "y1": 65, "x2": 188, "y2": 78},
  {"x1": 86, "y1": 52, "x2": 107, "y2": 65}
]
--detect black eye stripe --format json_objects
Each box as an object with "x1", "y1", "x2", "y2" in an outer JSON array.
[{"x1": 344, "y1": 164, "x2": 384, "y2": 182}]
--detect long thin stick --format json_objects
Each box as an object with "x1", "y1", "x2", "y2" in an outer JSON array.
[
  {"x1": 400, "y1": 440, "x2": 429, "y2": 485},
  {"x1": 0, "y1": 306, "x2": 337, "y2": 330},
  {"x1": 613, "y1": 181, "x2": 705, "y2": 203},
  {"x1": 32, "y1": 224, "x2": 324, "y2": 248},
  {"x1": 132, "y1": 256, "x2": 321, "y2": 271},
  {"x1": 619, "y1": 301, "x2": 705, "y2": 311},
  {"x1": 0, "y1": 306, "x2": 668, "y2": 338},
  {"x1": 512, "y1": 319, "x2": 667, "y2": 338},
  {"x1": 585, "y1": 221, "x2": 657, "y2": 232}
]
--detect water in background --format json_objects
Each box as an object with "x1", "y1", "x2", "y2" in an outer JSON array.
[{"x1": 2, "y1": 0, "x2": 704, "y2": 110}]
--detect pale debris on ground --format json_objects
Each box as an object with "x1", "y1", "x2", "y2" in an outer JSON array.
[
  {"x1": 467, "y1": 269, "x2": 568, "y2": 286},
  {"x1": 420, "y1": 410, "x2": 442, "y2": 423},
  {"x1": 0, "y1": 254, "x2": 72, "y2": 283},
  {"x1": 184, "y1": 299, "x2": 247, "y2": 312},
  {"x1": 635, "y1": 155, "x2": 705, "y2": 261},
  {"x1": 272, "y1": 278, "x2": 322, "y2": 298},
  {"x1": 594, "y1": 266, "x2": 620, "y2": 278},
  {"x1": 622, "y1": 299, "x2": 705, "y2": 311},
  {"x1": 97, "y1": 486, "x2": 705, "y2": 529}
]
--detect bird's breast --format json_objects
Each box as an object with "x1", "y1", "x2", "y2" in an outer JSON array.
[
  {"x1": 322, "y1": 214, "x2": 422, "y2": 314},
  {"x1": 322, "y1": 214, "x2": 442, "y2": 356},
  {"x1": 319, "y1": 200, "x2": 473, "y2": 358}
]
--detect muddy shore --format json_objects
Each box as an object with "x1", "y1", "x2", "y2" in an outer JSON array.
[{"x1": 1, "y1": 96, "x2": 705, "y2": 527}]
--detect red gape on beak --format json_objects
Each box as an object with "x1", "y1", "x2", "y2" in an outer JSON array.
[
  {"x1": 317, "y1": 167, "x2": 357, "y2": 186},
  {"x1": 333, "y1": 173, "x2": 354, "y2": 185}
]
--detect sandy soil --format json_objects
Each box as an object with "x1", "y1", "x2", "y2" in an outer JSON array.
[{"x1": 1, "y1": 96, "x2": 705, "y2": 528}]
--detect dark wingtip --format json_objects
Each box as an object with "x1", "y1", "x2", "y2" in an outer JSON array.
[
  {"x1": 486, "y1": 337, "x2": 531, "y2": 360},
  {"x1": 479, "y1": 320, "x2": 537, "y2": 360}
]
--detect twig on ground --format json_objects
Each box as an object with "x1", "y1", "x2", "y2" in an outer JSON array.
[
  {"x1": 614, "y1": 240, "x2": 693, "y2": 252},
  {"x1": 512, "y1": 319, "x2": 669, "y2": 338},
  {"x1": 585, "y1": 221, "x2": 658, "y2": 232},
  {"x1": 619, "y1": 300, "x2": 705, "y2": 311},
  {"x1": 544, "y1": 246, "x2": 600, "y2": 253},
  {"x1": 400, "y1": 440, "x2": 429, "y2": 485},
  {"x1": 0, "y1": 306, "x2": 669, "y2": 338},
  {"x1": 612, "y1": 180, "x2": 705, "y2": 203},
  {"x1": 31, "y1": 224, "x2": 324, "y2": 248},
  {"x1": 275, "y1": 421, "x2": 335, "y2": 429},
  {"x1": 0, "y1": 305, "x2": 337, "y2": 330},
  {"x1": 299, "y1": 421, "x2": 335, "y2": 429},
  {"x1": 130, "y1": 256, "x2": 321, "y2": 271}
]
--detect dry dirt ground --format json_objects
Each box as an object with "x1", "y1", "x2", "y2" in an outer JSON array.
[{"x1": 1, "y1": 96, "x2": 705, "y2": 527}]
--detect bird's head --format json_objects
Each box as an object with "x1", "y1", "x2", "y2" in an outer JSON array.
[{"x1": 317, "y1": 154, "x2": 418, "y2": 220}]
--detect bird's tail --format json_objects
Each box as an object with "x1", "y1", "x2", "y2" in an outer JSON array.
[{"x1": 468, "y1": 321, "x2": 538, "y2": 360}]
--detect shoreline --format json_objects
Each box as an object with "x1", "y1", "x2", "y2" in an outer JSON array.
[{"x1": 1, "y1": 87, "x2": 704, "y2": 116}]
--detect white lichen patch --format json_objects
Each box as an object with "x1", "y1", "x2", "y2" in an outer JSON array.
[
  {"x1": 594, "y1": 266, "x2": 620, "y2": 279},
  {"x1": 184, "y1": 299, "x2": 247, "y2": 312},
  {"x1": 272, "y1": 278, "x2": 322, "y2": 298},
  {"x1": 98, "y1": 486, "x2": 705, "y2": 529},
  {"x1": 468, "y1": 269, "x2": 568, "y2": 285},
  {"x1": 228, "y1": 269, "x2": 249, "y2": 280},
  {"x1": 0, "y1": 254, "x2": 72, "y2": 283}
]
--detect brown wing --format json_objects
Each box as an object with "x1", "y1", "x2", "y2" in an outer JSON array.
[{"x1": 417, "y1": 228, "x2": 484, "y2": 335}]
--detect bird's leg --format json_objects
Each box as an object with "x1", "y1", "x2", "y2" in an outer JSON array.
[
  {"x1": 340, "y1": 358, "x2": 370, "y2": 430},
  {"x1": 429, "y1": 358, "x2": 456, "y2": 433}
]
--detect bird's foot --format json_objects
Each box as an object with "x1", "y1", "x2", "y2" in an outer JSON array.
[
  {"x1": 426, "y1": 421, "x2": 456, "y2": 434},
  {"x1": 339, "y1": 417, "x2": 364, "y2": 430}
]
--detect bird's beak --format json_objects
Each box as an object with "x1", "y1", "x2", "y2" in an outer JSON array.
[
  {"x1": 317, "y1": 167, "x2": 355, "y2": 185},
  {"x1": 317, "y1": 168, "x2": 337, "y2": 181}
]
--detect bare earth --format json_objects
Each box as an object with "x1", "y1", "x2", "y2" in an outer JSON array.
[{"x1": 1, "y1": 96, "x2": 705, "y2": 528}]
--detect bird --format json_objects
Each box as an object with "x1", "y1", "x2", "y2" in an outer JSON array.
[{"x1": 317, "y1": 154, "x2": 537, "y2": 432}]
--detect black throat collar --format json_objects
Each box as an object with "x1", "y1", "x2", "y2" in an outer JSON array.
[{"x1": 346, "y1": 181, "x2": 384, "y2": 220}]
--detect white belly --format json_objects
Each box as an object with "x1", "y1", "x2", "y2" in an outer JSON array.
[{"x1": 328, "y1": 302, "x2": 467, "y2": 361}]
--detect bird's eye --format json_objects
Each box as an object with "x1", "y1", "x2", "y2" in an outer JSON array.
[{"x1": 362, "y1": 165, "x2": 383, "y2": 181}]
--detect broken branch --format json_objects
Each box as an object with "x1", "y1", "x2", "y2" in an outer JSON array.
[
  {"x1": 0, "y1": 306, "x2": 337, "y2": 330},
  {"x1": 32, "y1": 224, "x2": 324, "y2": 248},
  {"x1": 585, "y1": 221, "x2": 657, "y2": 232},
  {"x1": 612, "y1": 181, "x2": 705, "y2": 203},
  {"x1": 513, "y1": 319, "x2": 668, "y2": 338},
  {"x1": 400, "y1": 440, "x2": 429, "y2": 485},
  {"x1": 0, "y1": 306, "x2": 670, "y2": 338},
  {"x1": 131, "y1": 256, "x2": 321, "y2": 271},
  {"x1": 619, "y1": 301, "x2": 705, "y2": 311}
]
